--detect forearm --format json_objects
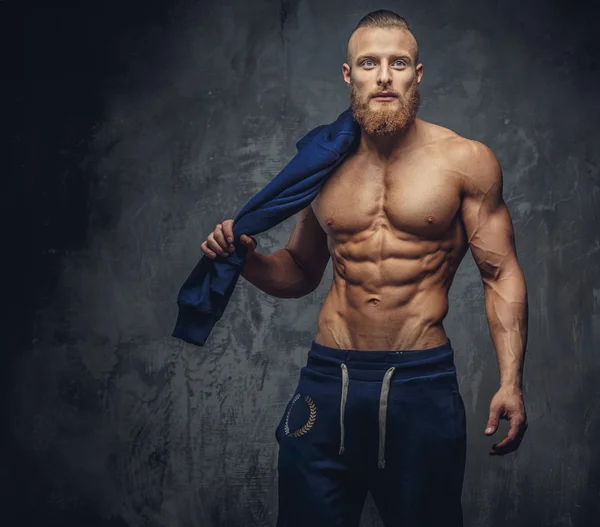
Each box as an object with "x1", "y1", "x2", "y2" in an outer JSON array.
[
  {"x1": 483, "y1": 263, "x2": 529, "y2": 390},
  {"x1": 240, "y1": 249, "x2": 316, "y2": 299}
]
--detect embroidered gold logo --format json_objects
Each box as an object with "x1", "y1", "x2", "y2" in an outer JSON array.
[{"x1": 284, "y1": 393, "x2": 317, "y2": 437}]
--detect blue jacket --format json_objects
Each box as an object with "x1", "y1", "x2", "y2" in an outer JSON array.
[{"x1": 172, "y1": 107, "x2": 361, "y2": 346}]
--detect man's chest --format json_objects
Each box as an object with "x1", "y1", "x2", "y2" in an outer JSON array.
[{"x1": 311, "y1": 152, "x2": 463, "y2": 240}]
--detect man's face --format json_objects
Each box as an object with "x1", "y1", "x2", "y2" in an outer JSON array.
[{"x1": 343, "y1": 27, "x2": 423, "y2": 136}]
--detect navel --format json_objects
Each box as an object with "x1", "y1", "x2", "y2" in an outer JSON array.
[{"x1": 367, "y1": 298, "x2": 380, "y2": 306}]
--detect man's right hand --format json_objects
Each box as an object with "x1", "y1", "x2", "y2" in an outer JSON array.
[{"x1": 200, "y1": 219, "x2": 257, "y2": 260}]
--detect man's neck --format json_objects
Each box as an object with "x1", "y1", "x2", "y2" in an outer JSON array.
[{"x1": 357, "y1": 118, "x2": 421, "y2": 161}]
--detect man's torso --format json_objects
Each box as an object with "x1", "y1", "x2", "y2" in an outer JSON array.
[{"x1": 310, "y1": 119, "x2": 472, "y2": 351}]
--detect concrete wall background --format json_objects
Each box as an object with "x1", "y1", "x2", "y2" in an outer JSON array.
[{"x1": 5, "y1": 0, "x2": 599, "y2": 525}]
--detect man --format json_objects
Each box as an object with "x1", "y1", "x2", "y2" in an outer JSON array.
[{"x1": 201, "y1": 10, "x2": 528, "y2": 527}]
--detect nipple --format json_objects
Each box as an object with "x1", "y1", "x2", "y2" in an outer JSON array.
[{"x1": 425, "y1": 215, "x2": 434, "y2": 224}]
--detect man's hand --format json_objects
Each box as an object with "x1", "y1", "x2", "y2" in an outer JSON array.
[
  {"x1": 200, "y1": 219, "x2": 257, "y2": 260},
  {"x1": 485, "y1": 386, "x2": 528, "y2": 456}
]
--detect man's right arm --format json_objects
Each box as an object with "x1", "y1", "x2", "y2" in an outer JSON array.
[{"x1": 241, "y1": 205, "x2": 331, "y2": 299}]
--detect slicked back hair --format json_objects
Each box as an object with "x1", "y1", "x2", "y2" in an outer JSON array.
[{"x1": 347, "y1": 10, "x2": 419, "y2": 65}]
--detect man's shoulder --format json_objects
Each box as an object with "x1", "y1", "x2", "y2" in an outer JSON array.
[
  {"x1": 424, "y1": 123, "x2": 497, "y2": 174},
  {"x1": 417, "y1": 119, "x2": 459, "y2": 141},
  {"x1": 419, "y1": 119, "x2": 495, "y2": 160},
  {"x1": 418, "y1": 120, "x2": 501, "y2": 192}
]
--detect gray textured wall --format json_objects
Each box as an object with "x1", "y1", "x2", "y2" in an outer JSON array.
[{"x1": 8, "y1": 0, "x2": 599, "y2": 525}]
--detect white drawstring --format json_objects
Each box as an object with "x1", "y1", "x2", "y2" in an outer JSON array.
[
  {"x1": 378, "y1": 367, "x2": 396, "y2": 469},
  {"x1": 339, "y1": 363, "x2": 349, "y2": 455},
  {"x1": 339, "y1": 363, "x2": 396, "y2": 469}
]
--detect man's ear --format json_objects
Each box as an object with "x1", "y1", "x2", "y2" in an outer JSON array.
[{"x1": 342, "y1": 63, "x2": 351, "y2": 85}]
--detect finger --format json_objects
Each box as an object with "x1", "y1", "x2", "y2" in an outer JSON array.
[
  {"x1": 489, "y1": 432, "x2": 525, "y2": 456},
  {"x1": 207, "y1": 233, "x2": 227, "y2": 255},
  {"x1": 222, "y1": 220, "x2": 235, "y2": 245},
  {"x1": 200, "y1": 240, "x2": 217, "y2": 258},
  {"x1": 213, "y1": 224, "x2": 229, "y2": 250},
  {"x1": 485, "y1": 406, "x2": 502, "y2": 435},
  {"x1": 491, "y1": 430, "x2": 515, "y2": 451},
  {"x1": 490, "y1": 419, "x2": 524, "y2": 454},
  {"x1": 243, "y1": 235, "x2": 257, "y2": 251}
]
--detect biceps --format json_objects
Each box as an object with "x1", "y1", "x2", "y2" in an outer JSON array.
[
  {"x1": 462, "y1": 200, "x2": 518, "y2": 280},
  {"x1": 285, "y1": 206, "x2": 331, "y2": 286}
]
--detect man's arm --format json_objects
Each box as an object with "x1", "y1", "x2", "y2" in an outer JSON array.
[
  {"x1": 459, "y1": 140, "x2": 529, "y2": 455},
  {"x1": 241, "y1": 205, "x2": 331, "y2": 298}
]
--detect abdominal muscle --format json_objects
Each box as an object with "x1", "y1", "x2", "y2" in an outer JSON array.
[{"x1": 314, "y1": 224, "x2": 468, "y2": 352}]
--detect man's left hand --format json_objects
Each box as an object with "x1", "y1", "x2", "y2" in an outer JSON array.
[{"x1": 484, "y1": 386, "x2": 528, "y2": 456}]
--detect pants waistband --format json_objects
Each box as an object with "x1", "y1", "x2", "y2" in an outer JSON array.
[{"x1": 306, "y1": 338, "x2": 456, "y2": 382}]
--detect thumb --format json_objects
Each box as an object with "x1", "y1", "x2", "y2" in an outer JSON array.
[
  {"x1": 241, "y1": 234, "x2": 257, "y2": 248},
  {"x1": 485, "y1": 406, "x2": 501, "y2": 435}
]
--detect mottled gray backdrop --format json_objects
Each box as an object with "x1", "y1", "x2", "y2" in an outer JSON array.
[{"x1": 5, "y1": 0, "x2": 599, "y2": 525}]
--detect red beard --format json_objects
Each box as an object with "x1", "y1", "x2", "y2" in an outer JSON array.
[{"x1": 350, "y1": 79, "x2": 421, "y2": 136}]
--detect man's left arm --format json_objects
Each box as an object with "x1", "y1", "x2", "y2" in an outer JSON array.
[{"x1": 459, "y1": 140, "x2": 529, "y2": 456}]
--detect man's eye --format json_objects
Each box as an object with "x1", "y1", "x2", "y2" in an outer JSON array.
[
  {"x1": 394, "y1": 60, "x2": 406, "y2": 67},
  {"x1": 363, "y1": 60, "x2": 375, "y2": 67}
]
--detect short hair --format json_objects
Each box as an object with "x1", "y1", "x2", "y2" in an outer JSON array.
[
  {"x1": 347, "y1": 10, "x2": 419, "y2": 64},
  {"x1": 354, "y1": 9, "x2": 412, "y2": 32}
]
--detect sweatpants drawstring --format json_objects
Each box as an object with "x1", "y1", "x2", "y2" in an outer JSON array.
[
  {"x1": 339, "y1": 363, "x2": 349, "y2": 455},
  {"x1": 378, "y1": 366, "x2": 396, "y2": 469},
  {"x1": 339, "y1": 362, "x2": 396, "y2": 468}
]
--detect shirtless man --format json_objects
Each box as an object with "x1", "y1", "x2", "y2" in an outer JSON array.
[{"x1": 201, "y1": 10, "x2": 528, "y2": 527}]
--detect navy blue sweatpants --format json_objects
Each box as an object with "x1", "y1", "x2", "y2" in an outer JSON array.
[{"x1": 275, "y1": 339, "x2": 467, "y2": 527}]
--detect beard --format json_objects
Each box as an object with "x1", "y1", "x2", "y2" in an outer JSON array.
[{"x1": 350, "y1": 78, "x2": 421, "y2": 136}]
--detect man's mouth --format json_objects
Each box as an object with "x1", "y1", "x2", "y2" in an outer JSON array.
[{"x1": 372, "y1": 93, "x2": 398, "y2": 101}]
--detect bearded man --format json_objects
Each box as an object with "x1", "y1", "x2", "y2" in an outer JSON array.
[{"x1": 200, "y1": 9, "x2": 529, "y2": 527}]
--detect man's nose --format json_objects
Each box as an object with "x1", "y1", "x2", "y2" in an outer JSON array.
[{"x1": 377, "y1": 64, "x2": 392, "y2": 86}]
